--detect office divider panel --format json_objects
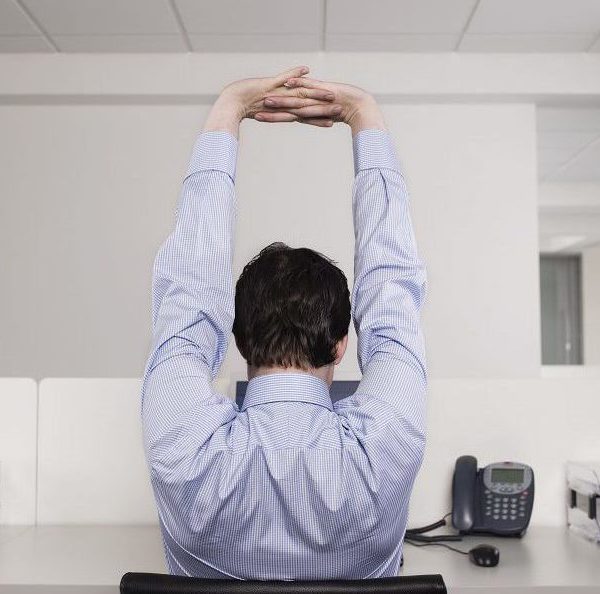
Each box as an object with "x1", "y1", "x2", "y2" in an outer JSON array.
[
  {"x1": 37, "y1": 378, "x2": 156, "y2": 524},
  {"x1": 0, "y1": 378, "x2": 37, "y2": 524}
]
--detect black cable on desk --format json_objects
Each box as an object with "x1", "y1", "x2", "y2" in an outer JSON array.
[{"x1": 404, "y1": 538, "x2": 470, "y2": 556}]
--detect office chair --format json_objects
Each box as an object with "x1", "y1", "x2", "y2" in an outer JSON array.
[{"x1": 120, "y1": 572, "x2": 447, "y2": 593}]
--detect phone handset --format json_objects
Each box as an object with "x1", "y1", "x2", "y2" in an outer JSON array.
[{"x1": 452, "y1": 455, "x2": 478, "y2": 533}]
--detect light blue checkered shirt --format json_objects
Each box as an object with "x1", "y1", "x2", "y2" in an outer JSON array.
[{"x1": 141, "y1": 128, "x2": 428, "y2": 580}]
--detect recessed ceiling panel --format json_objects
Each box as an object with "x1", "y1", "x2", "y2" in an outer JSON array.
[
  {"x1": 538, "y1": 146, "x2": 578, "y2": 178},
  {"x1": 469, "y1": 0, "x2": 600, "y2": 34},
  {"x1": 538, "y1": 131, "x2": 600, "y2": 150},
  {"x1": 552, "y1": 140, "x2": 600, "y2": 182},
  {"x1": 21, "y1": 0, "x2": 180, "y2": 35},
  {"x1": 0, "y1": 0, "x2": 40, "y2": 35},
  {"x1": 537, "y1": 108, "x2": 600, "y2": 132},
  {"x1": 176, "y1": 0, "x2": 322, "y2": 35},
  {"x1": 327, "y1": 0, "x2": 477, "y2": 34},
  {"x1": 537, "y1": 108, "x2": 600, "y2": 182}
]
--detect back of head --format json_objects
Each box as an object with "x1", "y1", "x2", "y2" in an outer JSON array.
[{"x1": 233, "y1": 242, "x2": 351, "y2": 371}]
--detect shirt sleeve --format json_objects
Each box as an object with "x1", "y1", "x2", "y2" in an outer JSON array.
[
  {"x1": 141, "y1": 131, "x2": 238, "y2": 473},
  {"x1": 334, "y1": 129, "x2": 428, "y2": 460}
]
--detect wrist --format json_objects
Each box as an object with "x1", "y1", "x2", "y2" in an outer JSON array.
[
  {"x1": 347, "y1": 95, "x2": 386, "y2": 136},
  {"x1": 202, "y1": 91, "x2": 245, "y2": 136}
]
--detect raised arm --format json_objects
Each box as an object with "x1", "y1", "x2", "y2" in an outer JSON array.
[
  {"x1": 267, "y1": 77, "x2": 428, "y2": 449},
  {"x1": 141, "y1": 100, "x2": 241, "y2": 470},
  {"x1": 141, "y1": 67, "x2": 344, "y2": 471},
  {"x1": 348, "y1": 108, "x2": 428, "y2": 435}
]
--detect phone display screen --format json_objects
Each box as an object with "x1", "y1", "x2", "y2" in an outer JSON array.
[{"x1": 491, "y1": 468, "x2": 524, "y2": 484}]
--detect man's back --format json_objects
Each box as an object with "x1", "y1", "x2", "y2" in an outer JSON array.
[
  {"x1": 141, "y1": 68, "x2": 427, "y2": 580},
  {"x1": 147, "y1": 371, "x2": 424, "y2": 579}
]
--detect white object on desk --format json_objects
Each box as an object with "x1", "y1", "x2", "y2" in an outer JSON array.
[{"x1": 567, "y1": 461, "x2": 600, "y2": 544}]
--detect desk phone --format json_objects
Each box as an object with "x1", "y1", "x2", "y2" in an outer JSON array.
[{"x1": 452, "y1": 455, "x2": 535, "y2": 537}]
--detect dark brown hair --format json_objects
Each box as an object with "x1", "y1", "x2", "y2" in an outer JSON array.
[{"x1": 232, "y1": 242, "x2": 351, "y2": 370}]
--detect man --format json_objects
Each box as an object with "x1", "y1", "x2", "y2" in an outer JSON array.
[{"x1": 141, "y1": 66, "x2": 428, "y2": 580}]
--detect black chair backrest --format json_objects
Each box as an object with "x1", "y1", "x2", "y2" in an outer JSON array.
[{"x1": 120, "y1": 573, "x2": 447, "y2": 594}]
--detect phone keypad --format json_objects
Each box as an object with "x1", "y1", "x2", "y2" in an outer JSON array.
[{"x1": 483, "y1": 489, "x2": 528, "y2": 522}]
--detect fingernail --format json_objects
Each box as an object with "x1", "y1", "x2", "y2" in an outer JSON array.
[{"x1": 264, "y1": 98, "x2": 275, "y2": 105}]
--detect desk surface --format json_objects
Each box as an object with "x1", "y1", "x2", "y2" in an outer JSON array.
[{"x1": 0, "y1": 525, "x2": 598, "y2": 593}]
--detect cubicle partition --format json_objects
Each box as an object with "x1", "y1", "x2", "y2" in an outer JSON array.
[
  {"x1": 37, "y1": 378, "x2": 156, "y2": 524},
  {"x1": 0, "y1": 379, "x2": 37, "y2": 525},
  {"x1": 0, "y1": 375, "x2": 598, "y2": 527},
  {"x1": 1, "y1": 376, "x2": 600, "y2": 592}
]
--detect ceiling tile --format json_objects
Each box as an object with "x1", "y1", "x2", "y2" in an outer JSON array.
[
  {"x1": 0, "y1": 0, "x2": 40, "y2": 35},
  {"x1": 459, "y1": 33, "x2": 593, "y2": 52},
  {"x1": 538, "y1": 131, "x2": 600, "y2": 150},
  {"x1": 53, "y1": 34, "x2": 186, "y2": 52},
  {"x1": 469, "y1": 0, "x2": 600, "y2": 34},
  {"x1": 552, "y1": 140, "x2": 600, "y2": 182},
  {"x1": 538, "y1": 146, "x2": 577, "y2": 168},
  {"x1": 537, "y1": 108, "x2": 600, "y2": 132},
  {"x1": 326, "y1": 33, "x2": 458, "y2": 51},
  {"x1": 0, "y1": 34, "x2": 53, "y2": 51},
  {"x1": 176, "y1": 0, "x2": 322, "y2": 34},
  {"x1": 21, "y1": 0, "x2": 179, "y2": 35},
  {"x1": 188, "y1": 33, "x2": 320, "y2": 52},
  {"x1": 538, "y1": 163, "x2": 563, "y2": 180},
  {"x1": 327, "y1": 0, "x2": 477, "y2": 34}
]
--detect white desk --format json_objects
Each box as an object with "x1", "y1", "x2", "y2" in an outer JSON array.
[{"x1": 0, "y1": 526, "x2": 598, "y2": 593}]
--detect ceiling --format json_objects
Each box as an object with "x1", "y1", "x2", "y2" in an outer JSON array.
[
  {"x1": 1, "y1": 0, "x2": 600, "y2": 53},
  {"x1": 537, "y1": 108, "x2": 600, "y2": 252},
  {"x1": 537, "y1": 108, "x2": 600, "y2": 183}
]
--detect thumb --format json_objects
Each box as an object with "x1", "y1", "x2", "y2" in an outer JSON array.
[{"x1": 273, "y1": 65, "x2": 309, "y2": 86}]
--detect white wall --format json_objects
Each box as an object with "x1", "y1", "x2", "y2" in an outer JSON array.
[
  {"x1": 0, "y1": 102, "x2": 540, "y2": 380},
  {"x1": 582, "y1": 242, "x2": 600, "y2": 364},
  {"x1": 2, "y1": 53, "x2": 599, "y2": 99}
]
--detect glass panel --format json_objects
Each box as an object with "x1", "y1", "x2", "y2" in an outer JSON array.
[{"x1": 540, "y1": 255, "x2": 583, "y2": 365}]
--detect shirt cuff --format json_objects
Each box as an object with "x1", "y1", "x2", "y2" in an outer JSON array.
[
  {"x1": 186, "y1": 130, "x2": 238, "y2": 181},
  {"x1": 352, "y1": 128, "x2": 401, "y2": 175}
]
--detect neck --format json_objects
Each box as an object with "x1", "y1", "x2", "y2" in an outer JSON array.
[{"x1": 247, "y1": 363, "x2": 334, "y2": 386}]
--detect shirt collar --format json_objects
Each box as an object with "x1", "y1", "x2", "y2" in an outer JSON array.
[{"x1": 240, "y1": 372, "x2": 333, "y2": 412}]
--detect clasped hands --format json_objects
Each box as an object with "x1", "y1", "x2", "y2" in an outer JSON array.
[{"x1": 205, "y1": 65, "x2": 385, "y2": 136}]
